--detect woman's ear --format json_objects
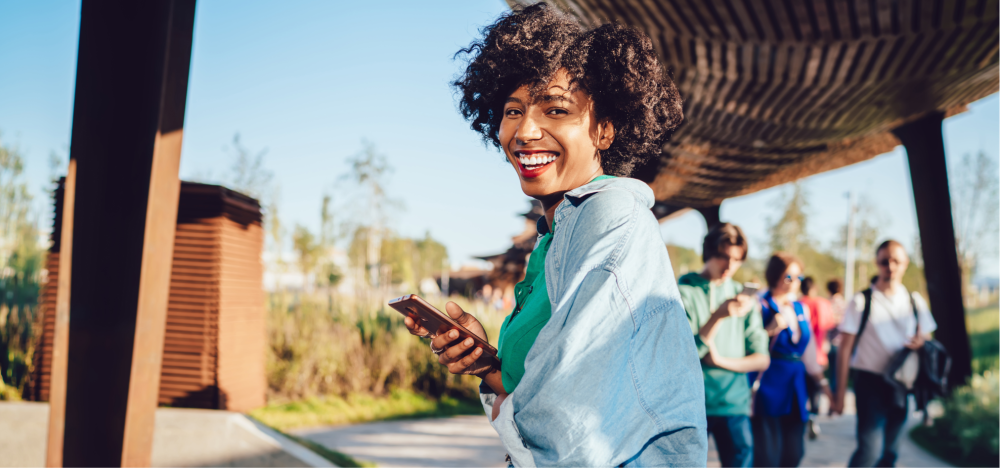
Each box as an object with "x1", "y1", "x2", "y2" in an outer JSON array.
[{"x1": 597, "y1": 120, "x2": 615, "y2": 150}]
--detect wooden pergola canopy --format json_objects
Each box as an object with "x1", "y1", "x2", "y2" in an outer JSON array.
[{"x1": 511, "y1": 0, "x2": 999, "y2": 209}]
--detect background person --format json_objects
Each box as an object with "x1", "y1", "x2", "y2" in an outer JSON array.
[
  {"x1": 681, "y1": 223, "x2": 770, "y2": 468},
  {"x1": 751, "y1": 253, "x2": 831, "y2": 468},
  {"x1": 831, "y1": 240, "x2": 937, "y2": 467},
  {"x1": 826, "y1": 278, "x2": 846, "y2": 395},
  {"x1": 405, "y1": 4, "x2": 706, "y2": 466},
  {"x1": 798, "y1": 276, "x2": 837, "y2": 438}
]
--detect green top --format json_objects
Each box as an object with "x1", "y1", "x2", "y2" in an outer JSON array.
[
  {"x1": 496, "y1": 175, "x2": 615, "y2": 394},
  {"x1": 678, "y1": 272, "x2": 769, "y2": 416}
]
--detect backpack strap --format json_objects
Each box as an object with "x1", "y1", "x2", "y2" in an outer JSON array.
[
  {"x1": 852, "y1": 288, "x2": 874, "y2": 356},
  {"x1": 910, "y1": 293, "x2": 921, "y2": 335}
]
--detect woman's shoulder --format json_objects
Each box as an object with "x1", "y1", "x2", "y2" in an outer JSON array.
[{"x1": 564, "y1": 177, "x2": 655, "y2": 226}]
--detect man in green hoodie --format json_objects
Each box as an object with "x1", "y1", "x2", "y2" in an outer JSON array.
[{"x1": 679, "y1": 223, "x2": 770, "y2": 468}]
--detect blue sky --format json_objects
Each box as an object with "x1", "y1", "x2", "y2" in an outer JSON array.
[{"x1": 1, "y1": 1, "x2": 997, "y2": 276}]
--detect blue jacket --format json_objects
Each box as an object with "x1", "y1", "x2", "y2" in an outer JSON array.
[{"x1": 481, "y1": 177, "x2": 707, "y2": 467}]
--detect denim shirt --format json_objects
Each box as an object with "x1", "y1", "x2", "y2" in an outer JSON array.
[{"x1": 480, "y1": 177, "x2": 707, "y2": 467}]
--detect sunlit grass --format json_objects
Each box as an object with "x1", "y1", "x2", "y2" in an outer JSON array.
[
  {"x1": 250, "y1": 389, "x2": 484, "y2": 432},
  {"x1": 967, "y1": 303, "x2": 999, "y2": 374}
]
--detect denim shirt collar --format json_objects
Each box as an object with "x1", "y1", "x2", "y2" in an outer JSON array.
[
  {"x1": 536, "y1": 178, "x2": 654, "y2": 236},
  {"x1": 564, "y1": 177, "x2": 655, "y2": 207},
  {"x1": 551, "y1": 177, "x2": 655, "y2": 230}
]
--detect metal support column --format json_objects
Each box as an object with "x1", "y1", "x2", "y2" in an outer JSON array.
[
  {"x1": 52, "y1": 0, "x2": 196, "y2": 466},
  {"x1": 891, "y1": 112, "x2": 972, "y2": 388}
]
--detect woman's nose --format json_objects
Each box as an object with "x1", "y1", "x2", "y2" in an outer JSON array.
[{"x1": 515, "y1": 113, "x2": 542, "y2": 143}]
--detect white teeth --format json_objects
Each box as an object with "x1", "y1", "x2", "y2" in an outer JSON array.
[{"x1": 518, "y1": 153, "x2": 557, "y2": 166}]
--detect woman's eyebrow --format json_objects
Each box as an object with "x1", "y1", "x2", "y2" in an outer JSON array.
[
  {"x1": 540, "y1": 94, "x2": 573, "y2": 104},
  {"x1": 505, "y1": 97, "x2": 523, "y2": 104}
]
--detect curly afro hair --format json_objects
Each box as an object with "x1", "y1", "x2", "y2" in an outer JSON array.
[{"x1": 453, "y1": 2, "x2": 683, "y2": 178}]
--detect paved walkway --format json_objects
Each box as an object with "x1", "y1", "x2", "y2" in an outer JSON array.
[
  {"x1": 295, "y1": 416, "x2": 508, "y2": 467},
  {"x1": 298, "y1": 410, "x2": 951, "y2": 467},
  {"x1": 0, "y1": 402, "x2": 332, "y2": 467}
]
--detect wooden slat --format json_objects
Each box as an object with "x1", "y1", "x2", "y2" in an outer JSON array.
[
  {"x1": 32, "y1": 180, "x2": 264, "y2": 414},
  {"x1": 510, "y1": 0, "x2": 999, "y2": 207}
]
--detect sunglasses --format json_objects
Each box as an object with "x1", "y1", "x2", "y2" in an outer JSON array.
[{"x1": 783, "y1": 275, "x2": 804, "y2": 283}]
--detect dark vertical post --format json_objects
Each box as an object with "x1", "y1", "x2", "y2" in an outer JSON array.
[
  {"x1": 59, "y1": 0, "x2": 196, "y2": 466},
  {"x1": 696, "y1": 204, "x2": 722, "y2": 230},
  {"x1": 891, "y1": 112, "x2": 972, "y2": 388}
]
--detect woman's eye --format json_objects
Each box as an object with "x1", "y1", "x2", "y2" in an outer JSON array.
[
  {"x1": 504, "y1": 108, "x2": 522, "y2": 117},
  {"x1": 547, "y1": 108, "x2": 568, "y2": 116}
]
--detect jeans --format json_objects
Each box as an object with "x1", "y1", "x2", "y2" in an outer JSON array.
[
  {"x1": 707, "y1": 415, "x2": 753, "y2": 467},
  {"x1": 828, "y1": 345, "x2": 839, "y2": 392},
  {"x1": 848, "y1": 370, "x2": 909, "y2": 467},
  {"x1": 752, "y1": 410, "x2": 806, "y2": 467}
]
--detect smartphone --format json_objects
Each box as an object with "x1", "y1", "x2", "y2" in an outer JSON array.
[
  {"x1": 739, "y1": 282, "x2": 761, "y2": 297},
  {"x1": 388, "y1": 294, "x2": 500, "y2": 366}
]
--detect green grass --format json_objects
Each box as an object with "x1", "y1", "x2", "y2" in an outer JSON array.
[
  {"x1": 250, "y1": 389, "x2": 484, "y2": 432},
  {"x1": 967, "y1": 304, "x2": 999, "y2": 374}
]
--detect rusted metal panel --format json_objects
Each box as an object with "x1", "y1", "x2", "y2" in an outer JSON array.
[{"x1": 31, "y1": 180, "x2": 265, "y2": 449}]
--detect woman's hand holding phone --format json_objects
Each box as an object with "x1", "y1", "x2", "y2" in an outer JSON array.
[{"x1": 402, "y1": 301, "x2": 496, "y2": 377}]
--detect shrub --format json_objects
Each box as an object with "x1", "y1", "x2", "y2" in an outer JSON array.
[
  {"x1": 264, "y1": 292, "x2": 504, "y2": 403},
  {"x1": 912, "y1": 369, "x2": 999, "y2": 467}
]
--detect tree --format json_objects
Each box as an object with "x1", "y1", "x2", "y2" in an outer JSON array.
[
  {"x1": 292, "y1": 224, "x2": 322, "y2": 291},
  {"x1": 766, "y1": 182, "x2": 846, "y2": 287},
  {"x1": 340, "y1": 141, "x2": 401, "y2": 288},
  {"x1": 315, "y1": 194, "x2": 342, "y2": 290},
  {"x1": 226, "y1": 133, "x2": 272, "y2": 201},
  {"x1": 0, "y1": 133, "x2": 43, "y2": 399},
  {"x1": 766, "y1": 182, "x2": 811, "y2": 257},
  {"x1": 836, "y1": 195, "x2": 887, "y2": 291},
  {"x1": 950, "y1": 151, "x2": 999, "y2": 302}
]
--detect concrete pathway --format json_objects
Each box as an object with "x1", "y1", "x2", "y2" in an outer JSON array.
[
  {"x1": 0, "y1": 402, "x2": 332, "y2": 467},
  {"x1": 295, "y1": 416, "x2": 507, "y2": 467},
  {"x1": 300, "y1": 410, "x2": 950, "y2": 468}
]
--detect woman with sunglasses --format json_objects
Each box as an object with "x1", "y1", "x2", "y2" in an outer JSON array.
[
  {"x1": 750, "y1": 252, "x2": 830, "y2": 467},
  {"x1": 402, "y1": 4, "x2": 706, "y2": 466}
]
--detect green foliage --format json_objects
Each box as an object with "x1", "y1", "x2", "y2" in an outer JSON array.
[
  {"x1": 265, "y1": 292, "x2": 504, "y2": 403},
  {"x1": 666, "y1": 244, "x2": 701, "y2": 280},
  {"x1": 349, "y1": 229, "x2": 448, "y2": 288},
  {"x1": 292, "y1": 224, "x2": 323, "y2": 282},
  {"x1": 251, "y1": 389, "x2": 483, "y2": 432},
  {"x1": 951, "y1": 151, "x2": 1000, "y2": 280},
  {"x1": 767, "y1": 182, "x2": 810, "y2": 256},
  {"x1": 912, "y1": 303, "x2": 1000, "y2": 466},
  {"x1": 911, "y1": 369, "x2": 999, "y2": 467},
  {"x1": 0, "y1": 134, "x2": 43, "y2": 400},
  {"x1": 764, "y1": 183, "x2": 844, "y2": 283}
]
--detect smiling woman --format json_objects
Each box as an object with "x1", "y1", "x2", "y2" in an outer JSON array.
[{"x1": 402, "y1": 3, "x2": 706, "y2": 466}]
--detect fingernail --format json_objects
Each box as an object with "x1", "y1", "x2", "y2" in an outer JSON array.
[
  {"x1": 465, "y1": 338, "x2": 473, "y2": 345},
  {"x1": 450, "y1": 330, "x2": 458, "y2": 338},
  {"x1": 474, "y1": 348, "x2": 482, "y2": 355}
]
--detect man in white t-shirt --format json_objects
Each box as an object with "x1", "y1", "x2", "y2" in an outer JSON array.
[{"x1": 831, "y1": 240, "x2": 937, "y2": 467}]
